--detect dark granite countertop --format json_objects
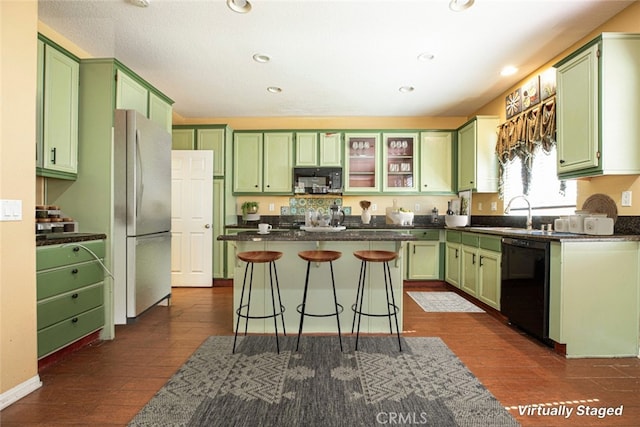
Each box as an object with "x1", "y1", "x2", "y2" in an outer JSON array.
[
  {"x1": 446, "y1": 226, "x2": 640, "y2": 242},
  {"x1": 218, "y1": 229, "x2": 417, "y2": 242},
  {"x1": 36, "y1": 232, "x2": 107, "y2": 247}
]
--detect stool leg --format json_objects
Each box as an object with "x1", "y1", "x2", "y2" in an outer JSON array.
[
  {"x1": 244, "y1": 262, "x2": 255, "y2": 337},
  {"x1": 296, "y1": 261, "x2": 312, "y2": 351},
  {"x1": 354, "y1": 260, "x2": 368, "y2": 351},
  {"x1": 384, "y1": 261, "x2": 402, "y2": 352},
  {"x1": 268, "y1": 260, "x2": 281, "y2": 354},
  {"x1": 329, "y1": 260, "x2": 343, "y2": 352},
  {"x1": 233, "y1": 261, "x2": 251, "y2": 353},
  {"x1": 271, "y1": 259, "x2": 286, "y2": 337},
  {"x1": 351, "y1": 260, "x2": 366, "y2": 333}
]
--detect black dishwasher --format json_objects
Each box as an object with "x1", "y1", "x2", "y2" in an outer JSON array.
[{"x1": 501, "y1": 237, "x2": 551, "y2": 344}]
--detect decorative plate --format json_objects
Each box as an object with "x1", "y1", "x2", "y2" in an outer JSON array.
[{"x1": 582, "y1": 193, "x2": 618, "y2": 223}]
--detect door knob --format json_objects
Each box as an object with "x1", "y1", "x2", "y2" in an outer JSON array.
[{"x1": 204, "y1": 224, "x2": 211, "y2": 229}]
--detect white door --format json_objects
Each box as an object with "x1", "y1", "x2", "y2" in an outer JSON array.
[{"x1": 171, "y1": 151, "x2": 214, "y2": 286}]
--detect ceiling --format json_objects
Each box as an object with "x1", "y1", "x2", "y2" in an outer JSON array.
[{"x1": 38, "y1": 0, "x2": 635, "y2": 119}]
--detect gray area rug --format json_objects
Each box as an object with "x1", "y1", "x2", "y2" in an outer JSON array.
[
  {"x1": 408, "y1": 292, "x2": 485, "y2": 313},
  {"x1": 129, "y1": 336, "x2": 517, "y2": 427}
]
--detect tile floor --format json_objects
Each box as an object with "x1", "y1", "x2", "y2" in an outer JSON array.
[{"x1": 1, "y1": 285, "x2": 639, "y2": 426}]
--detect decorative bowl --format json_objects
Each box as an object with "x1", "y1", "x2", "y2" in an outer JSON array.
[{"x1": 445, "y1": 214, "x2": 468, "y2": 227}]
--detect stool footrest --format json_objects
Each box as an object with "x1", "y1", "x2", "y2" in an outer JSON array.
[
  {"x1": 351, "y1": 303, "x2": 400, "y2": 318},
  {"x1": 236, "y1": 304, "x2": 286, "y2": 320},
  {"x1": 296, "y1": 303, "x2": 344, "y2": 318}
]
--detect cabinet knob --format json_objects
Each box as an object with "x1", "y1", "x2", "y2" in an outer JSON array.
[
  {"x1": 51, "y1": 147, "x2": 57, "y2": 164},
  {"x1": 479, "y1": 255, "x2": 484, "y2": 267},
  {"x1": 73, "y1": 246, "x2": 80, "y2": 252},
  {"x1": 71, "y1": 293, "x2": 79, "y2": 299},
  {"x1": 254, "y1": 184, "x2": 259, "y2": 188},
  {"x1": 559, "y1": 159, "x2": 566, "y2": 164},
  {"x1": 204, "y1": 224, "x2": 211, "y2": 229},
  {"x1": 71, "y1": 268, "x2": 79, "y2": 274},
  {"x1": 71, "y1": 317, "x2": 79, "y2": 323}
]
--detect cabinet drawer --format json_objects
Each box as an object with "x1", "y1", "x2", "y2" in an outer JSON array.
[
  {"x1": 412, "y1": 230, "x2": 440, "y2": 241},
  {"x1": 479, "y1": 235, "x2": 501, "y2": 252},
  {"x1": 461, "y1": 232, "x2": 479, "y2": 247},
  {"x1": 37, "y1": 305, "x2": 104, "y2": 358},
  {"x1": 37, "y1": 283, "x2": 103, "y2": 330},
  {"x1": 36, "y1": 240, "x2": 105, "y2": 271},
  {"x1": 445, "y1": 230, "x2": 461, "y2": 243},
  {"x1": 37, "y1": 260, "x2": 104, "y2": 300}
]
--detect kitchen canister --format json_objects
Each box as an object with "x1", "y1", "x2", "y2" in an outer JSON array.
[
  {"x1": 554, "y1": 216, "x2": 569, "y2": 232},
  {"x1": 568, "y1": 211, "x2": 589, "y2": 234}
]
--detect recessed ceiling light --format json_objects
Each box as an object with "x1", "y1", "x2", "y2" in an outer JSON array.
[
  {"x1": 417, "y1": 52, "x2": 435, "y2": 61},
  {"x1": 500, "y1": 66, "x2": 518, "y2": 76},
  {"x1": 399, "y1": 86, "x2": 415, "y2": 93},
  {"x1": 449, "y1": 0, "x2": 474, "y2": 12},
  {"x1": 253, "y1": 53, "x2": 271, "y2": 63},
  {"x1": 267, "y1": 86, "x2": 282, "y2": 93},
  {"x1": 227, "y1": 0, "x2": 251, "y2": 13}
]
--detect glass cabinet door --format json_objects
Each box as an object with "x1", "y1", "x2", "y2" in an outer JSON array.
[
  {"x1": 344, "y1": 133, "x2": 380, "y2": 193},
  {"x1": 383, "y1": 133, "x2": 418, "y2": 192}
]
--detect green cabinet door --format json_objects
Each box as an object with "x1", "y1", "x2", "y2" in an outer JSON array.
[
  {"x1": 213, "y1": 179, "x2": 225, "y2": 278},
  {"x1": 477, "y1": 249, "x2": 501, "y2": 310},
  {"x1": 42, "y1": 43, "x2": 79, "y2": 176},
  {"x1": 198, "y1": 128, "x2": 226, "y2": 176},
  {"x1": 263, "y1": 132, "x2": 293, "y2": 193},
  {"x1": 116, "y1": 69, "x2": 148, "y2": 116},
  {"x1": 172, "y1": 129, "x2": 195, "y2": 150},
  {"x1": 419, "y1": 131, "x2": 453, "y2": 193},
  {"x1": 460, "y1": 245, "x2": 478, "y2": 296},
  {"x1": 233, "y1": 133, "x2": 263, "y2": 192},
  {"x1": 295, "y1": 132, "x2": 318, "y2": 166},
  {"x1": 319, "y1": 132, "x2": 342, "y2": 166},
  {"x1": 457, "y1": 120, "x2": 477, "y2": 191},
  {"x1": 556, "y1": 44, "x2": 599, "y2": 174},
  {"x1": 36, "y1": 40, "x2": 44, "y2": 170},
  {"x1": 149, "y1": 92, "x2": 173, "y2": 133},
  {"x1": 445, "y1": 242, "x2": 461, "y2": 287},
  {"x1": 407, "y1": 241, "x2": 440, "y2": 280}
]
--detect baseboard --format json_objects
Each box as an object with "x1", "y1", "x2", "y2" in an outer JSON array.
[{"x1": 0, "y1": 375, "x2": 42, "y2": 410}]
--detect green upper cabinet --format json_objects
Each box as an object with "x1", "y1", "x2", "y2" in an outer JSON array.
[
  {"x1": 263, "y1": 132, "x2": 294, "y2": 192},
  {"x1": 344, "y1": 133, "x2": 381, "y2": 193},
  {"x1": 457, "y1": 116, "x2": 499, "y2": 192},
  {"x1": 555, "y1": 33, "x2": 640, "y2": 178},
  {"x1": 382, "y1": 132, "x2": 418, "y2": 193},
  {"x1": 419, "y1": 131, "x2": 454, "y2": 194},
  {"x1": 149, "y1": 92, "x2": 173, "y2": 133},
  {"x1": 233, "y1": 133, "x2": 263, "y2": 192},
  {"x1": 172, "y1": 129, "x2": 195, "y2": 150},
  {"x1": 233, "y1": 132, "x2": 293, "y2": 194},
  {"x1": 198, "y1": 128, "x2": 226, "y2": 177},
  {"x1": 295, "y1": 132, "x2": 342, "y2": 167},
  {"x1": 115, "y1": 70, "x2": 148, "y2": 115},
  {"x1": 37, "y1": 37, "x2": 80, "y2": 179}
]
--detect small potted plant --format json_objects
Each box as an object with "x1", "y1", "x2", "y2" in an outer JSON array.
[{"x1": 241, "y1": 201, "x2": 259, "y2": 220}]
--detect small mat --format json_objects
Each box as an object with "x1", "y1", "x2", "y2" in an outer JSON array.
[{"x1": 408, "y1": 292, "x2": 485, "y2": 313}]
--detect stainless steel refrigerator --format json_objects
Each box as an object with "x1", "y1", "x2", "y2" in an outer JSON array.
[{"x1": 113, "y1": 109, "x2": 171, "y2": 324}]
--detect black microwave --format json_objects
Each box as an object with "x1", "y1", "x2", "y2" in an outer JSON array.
[{"x1": 293, "y1": 167, "x2": 342, "y2": 194}]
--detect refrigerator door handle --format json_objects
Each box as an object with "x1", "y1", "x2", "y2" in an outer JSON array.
[{"x1": 135, "y1": 129, "x2": 144, "y2": 218}]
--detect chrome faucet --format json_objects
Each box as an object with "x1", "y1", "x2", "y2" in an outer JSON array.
[{"x1": 504, "y1": 195, "x2": 533, "y2": 230}]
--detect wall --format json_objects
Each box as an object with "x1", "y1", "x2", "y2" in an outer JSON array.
[
  {"x1": 472, "y1": 1, "x2": 640, "y2": 216},
  {"x1": 0, "y1": 0, "x2": 39, "y2": 402}
]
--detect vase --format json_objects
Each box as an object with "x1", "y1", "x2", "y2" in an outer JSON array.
[{"x1": 361, "y1": 209, "x2": 371, "y2": 225}]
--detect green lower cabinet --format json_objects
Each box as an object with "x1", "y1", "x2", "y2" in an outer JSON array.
[
  {"x1": 476, "y1": 248, "x2": 501, "y2": 310},
  {"x1": 36, "y1": 240, "x2": 106, "y2": 359},
  {"x1": 405, "y1": 230, "x2": 441, "y2": 280}
]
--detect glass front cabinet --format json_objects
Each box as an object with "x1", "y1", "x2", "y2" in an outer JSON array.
[
  {"x1": 382, "y1": 133, "x2": 418, "y2": 192},
  {"x1": 344, "y1": 133, "x2": 380, "y2": 193}
]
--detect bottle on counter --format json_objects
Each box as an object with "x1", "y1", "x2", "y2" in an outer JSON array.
[
  {"x1": 431, "y1": 207, "x2": 439, "y2": 223},
  {"x1": 446, "y1": 201, "x2": 455, "y2": 216}
]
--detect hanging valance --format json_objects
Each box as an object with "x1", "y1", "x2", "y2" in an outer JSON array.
[{"x1": 496, "y1": 97, "x2": 556, "y2": 199}]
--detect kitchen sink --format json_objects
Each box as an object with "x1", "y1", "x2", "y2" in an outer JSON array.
[{"x1": 466, "y1": 227, "x2": 576, "y2": 237}]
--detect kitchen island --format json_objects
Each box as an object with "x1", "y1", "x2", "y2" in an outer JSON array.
[{"x1": 218, "y1": 230, "x2": 416, "y2": 334}]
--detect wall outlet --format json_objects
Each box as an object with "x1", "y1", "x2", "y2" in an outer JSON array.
[
  {"x1": 478, "y1": 202, "x2": 483, "y2": 211},
  {"x1": 268, "y1": 203, "x2": 275, "y2": 212},
  {"x1": 0, "y1": 199, "x2": 22, "y2": 221},
  {"x1": 414, "y1": 203, "x2": 420, "y2": 212},
  {"x1": 622, "y1": 191, "x2": 632, "y2": 207},
  {"x1": 371, "y1": 204, "x2": 377, "y2": 211},
  {"x1": 491, "y1": 202, "x2": 497, "y2": 211}
]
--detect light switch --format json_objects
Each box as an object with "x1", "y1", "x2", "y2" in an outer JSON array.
[
  {"x1": 622, "y1": 191, "x2": 632, "y2": 207},
  {"x1": 0, "y1": 199, "x2": 22, "y2": 221}
]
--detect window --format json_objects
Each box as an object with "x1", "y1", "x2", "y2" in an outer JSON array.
[{"x1": 502, "y1": 145, "x2": 577, "y2": 216}]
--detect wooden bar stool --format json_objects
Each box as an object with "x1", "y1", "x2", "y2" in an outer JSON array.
[
  {"x1": 351, "y1": 250, "x2": 402, "y2": 351},
  {"x1": 233, "y1": 251, "x2": 286, "y2": 354},
  {"x1": 296, "y1": 250, "x2": 343, "y2": 351}
]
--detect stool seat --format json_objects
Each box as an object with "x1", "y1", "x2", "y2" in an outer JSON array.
[
  {"x1": 237, "y1": 251, "x2": 283, "y2": 264},
  {"x1": 298, "y1": 250, "x2": 342, "y2": 263},
  {"x1": 353, "y1": 250, "x2": 397, "y2": 263}
]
